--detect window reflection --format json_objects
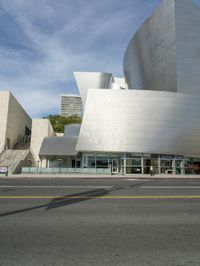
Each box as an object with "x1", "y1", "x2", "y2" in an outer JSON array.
[{"x1": 96, "y1": 157, "x2": 108, "y2": 168}]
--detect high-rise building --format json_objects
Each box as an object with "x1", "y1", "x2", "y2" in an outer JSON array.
[{"x1": 60, "y1": 94, "x2": 82, "y2": 117}]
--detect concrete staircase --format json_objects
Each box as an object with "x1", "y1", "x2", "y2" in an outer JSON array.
[{"x1": 0, "y1": 149, "x2": 34, "y2": 174}]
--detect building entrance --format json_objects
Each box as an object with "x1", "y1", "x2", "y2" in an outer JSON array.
[
  {"x1": 143, "y1": 159, "x2": 159, "y2": 174},
  {"x1": 112, "y1": 159, "x2": 119, "y2": 174},
  {"x1": 160, "y1": 160, "x2": 173, "y2": 174}
]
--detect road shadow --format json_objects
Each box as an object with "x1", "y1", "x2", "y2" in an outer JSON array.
[
  {"x1": 0, "y1": 188, "x2": 109, "y2": 218},
  {"x1": 45, "y1": 188, "x2": 108, "y2": 210},
  {"x1": 0, "y1": 180, "x2": 150, "y2": 218}
]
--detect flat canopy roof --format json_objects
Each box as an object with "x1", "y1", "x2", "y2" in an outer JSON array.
[{"x1": 39, "y1": 136, "x2": 78, "y2": 159}]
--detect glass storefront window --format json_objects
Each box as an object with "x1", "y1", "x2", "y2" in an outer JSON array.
[
  {"x1": 83, "y1": 156, "x2": 87, "y2": 167},
  {"x1": 175, "y1": 161, "x2": 181, "y2": 167},
  {"x1": 143, "y1": 159, "x2": 158, "y2": 174},
  {"x1": 175, "y1": 160, "x2": 181, "y2": 174},
  {"x1": 185, "y1": 163, "x2": 193, "y2": 174},
  {"x1": 160, "y1": 160, "x2": 173, "y2": 174},
  {"x1": 81, "y1": 154, "x2": 194, "y2": 175},
  {"x1": 126, "y1": 167, "x2": 142, "y2": 174},
  {"x1": 126, "y1": 159, "x2": 141, "y2": 166},
  {"x1": 96, "y1": 157, "x2": 108, "y2": 168},
  {"x1": 88, "y1": 156, "x2": 95, "y2": 168},
  {"x1": 126, "y1": 153, "x2": 142, "y2": 158}
]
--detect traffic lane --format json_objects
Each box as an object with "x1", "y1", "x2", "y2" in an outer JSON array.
[
  {"x1": 1, "y1": 221, "x2": 199, "y2": 266},
  {"x1": 2, "y1": 177, "x2": 200, "y2": 189},
  {"x1": 1, "y1": 186, "x2": 200, "y2": 219},
  {"x1": 1, "y1": 181, "x2": 200, "y2": 221},
  {"x1": 1, "y1": 199, "x2": 200, "y2": 265},
  {"x1": 0, "y1": 187, "x2": 111, "y2": 217},
  {"x1": 2, "y1": 176, "x2": 200, "y2": 188},
  {"x1": 1, "y1": 184, "x2": 200, "y2": 197},
  {"x1": 0, "y1": 177, "x2": 151, "y2": 188},
  {"x1": 1, "y1": 196, "x2": 200, "y2": 225}
]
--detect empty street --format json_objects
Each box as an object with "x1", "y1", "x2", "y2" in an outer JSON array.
[{"x1": 0, "y1": 177, "x2": 200, "y2": 266}]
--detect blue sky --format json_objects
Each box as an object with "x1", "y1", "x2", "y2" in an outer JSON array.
[{"x1": 0, "y1": 0, "x2": 200, "y2": 117}]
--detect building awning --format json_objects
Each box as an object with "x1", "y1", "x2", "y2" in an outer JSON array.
[{"x1": 39, "y1": 136, "x2": 78, "y2": 159}]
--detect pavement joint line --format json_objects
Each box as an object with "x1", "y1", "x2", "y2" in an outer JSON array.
[{"x1": 1, "y1": 195, "x2": 200, "y2": 199}]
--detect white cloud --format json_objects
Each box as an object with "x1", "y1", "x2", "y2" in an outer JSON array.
[{"x1": 0, "y1": 0, "x2": 163, "y2": 117}]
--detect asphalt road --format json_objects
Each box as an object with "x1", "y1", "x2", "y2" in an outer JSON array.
[{"x1": 1, "y1": 177, "x2": 200, "y2": 266}]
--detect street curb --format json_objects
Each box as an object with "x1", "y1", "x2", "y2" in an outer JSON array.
[{"x1": 2, "y1": 174, "x2": 200, "y2": 179}]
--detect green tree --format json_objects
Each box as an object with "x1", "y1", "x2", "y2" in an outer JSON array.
[{"x1": 44, "y1": 114, "x2": 82, "y2": 133}]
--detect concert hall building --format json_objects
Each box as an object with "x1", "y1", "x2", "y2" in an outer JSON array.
[{"x1": 39, "y1": 0, "x2": 200, "y2": 175}]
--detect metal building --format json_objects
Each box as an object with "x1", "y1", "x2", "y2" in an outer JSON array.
[
  {"x1": 74, "y1": 0, "x2": 200, "y2": 175},
  {"x1": 35, "y1": 0, "x2": 200, "y2": 175}
]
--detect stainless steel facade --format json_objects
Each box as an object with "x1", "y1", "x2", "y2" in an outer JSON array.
[
  {"x1": 123, "y1": 0, "x2": 177, "y2": 92},
  {"x1": 74, "y1": 72, "x2": 112, "y2": 107},
  {"x1": 77, "y1": 89, "x2": 200, "y2": 157},
  {"x1": 75, "y1": 0, "x2": 200, "y2": 162},
  {"x1": 176, "y1": 0, "x2": 200, "y2": 96},
  {"x1": 123, "y1": 0, "x2": 200, "y2": 97}
]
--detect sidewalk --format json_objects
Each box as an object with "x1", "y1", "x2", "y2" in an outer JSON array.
[{"x1": 4, "y1": 173, "x2": 200, "y2": 179}]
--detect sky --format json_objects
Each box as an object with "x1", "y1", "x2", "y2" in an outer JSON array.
[{"x1": 0, "y1": 0, "x2": 200, "y2": 118}]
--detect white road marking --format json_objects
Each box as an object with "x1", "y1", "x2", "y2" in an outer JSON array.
[
  {"x1": 140, "y1": 186, "x2": 200, "y2": 189},
  {"x1": 1, "y1": 185, "x2": 200, "y2": 189},
  {"x1": 126, "y1": 179, "x2": 149, "y2": 181},
  {"x1": 0, "y1": 185, "x2": 113, "y2": 189}
]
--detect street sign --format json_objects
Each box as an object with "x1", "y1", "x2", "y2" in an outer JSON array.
[{"x1": 0, "y1": 167, "x2": 8, "y2": 173}]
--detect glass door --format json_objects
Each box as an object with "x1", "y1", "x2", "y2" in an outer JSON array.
[{"x1": 112, "y1": 159, "x2": 119, "y2": 174}]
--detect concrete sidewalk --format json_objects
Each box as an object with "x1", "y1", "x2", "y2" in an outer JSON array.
[{"x1": 4, "y1": 173, "x2": 200, "y2": 179}]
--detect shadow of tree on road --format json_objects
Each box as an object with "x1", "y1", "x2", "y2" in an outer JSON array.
[
  {"x1": 0, "y1": 180, "x2": 149, "y2": 217},
  {"x1": 0, "y1": 189, "x2": 109, "y2": 218},
  {"x1": 45, "y1": 188, "x2": 108, "y2": 210}
]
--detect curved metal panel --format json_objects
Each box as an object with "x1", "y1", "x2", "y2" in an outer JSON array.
[
  {"x1": 123, "y1": 0, "x2": 177, "y2": 92},
  {"x1": 175, "y1": 0, "x2": 200, "y2": 96},
  {"x1": 123, "y1": 0, "x2": 200, "y2": 96},
  {"x1": 77, "y1": 89, "x2": 200, "y2": 157},
  {"x1": 73, "y1": 72, "x2": 112, "y2": 106}
]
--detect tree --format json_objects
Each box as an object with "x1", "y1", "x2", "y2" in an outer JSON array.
[{"x1": 44, "y1": 114, "x2": 82, "y2": 133}]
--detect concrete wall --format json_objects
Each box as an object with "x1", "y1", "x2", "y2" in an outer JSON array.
[
  {"x1": 0, "y1": 91, "x2": 31, "y2": 153},
  {"x1": 0, "y1": 92, "x2": 10, "y2": 153},
  {"x1": 30, "y1": 119, "x2": 55, "y2": 166},
  {"x1": 6, "y1": 92, "x2": 32, "y2": 148}
]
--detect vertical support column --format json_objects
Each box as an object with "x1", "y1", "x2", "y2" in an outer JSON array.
[
  {"x1": 95, "y1": 154, "x2": 97, "y2": 173},
  {"x1": 158, "y1": 156, "x2": 161, "y2": 175},
  {"x1": 81, "y1": 155, "x2": 83, "y2": 168},
  {"x1": 108, "y1": 155, "x2": 112, "y2": 175},
  {"x1": 82, "y1": 154, "x2": 87, "y2": 168},
  {"x1": 52, "y1": 159, "x2": 54, "y2": 172},
  {"x1": 181, "y1": 160, "x2": 185, "y2": 175},
  {"x1": 141, "y1": 156, "x2": 144, "y2": 175},
  {"x1": 124, "y1": 153, "x2": 126, "y2": 175},
  {"x1": 172, "y1": 158, "x2": 176, "y2": 175}
]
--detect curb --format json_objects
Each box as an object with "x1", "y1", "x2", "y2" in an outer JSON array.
[{"x1": 3, "y1": 174, "x2": 200, "y2": 179}]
